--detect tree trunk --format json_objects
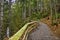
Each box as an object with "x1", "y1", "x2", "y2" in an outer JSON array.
[
  {"x1": 0, "y1": 0, "x2": 4, "y2": 40},
  {"x1": 50, "y1": 0, "x2": 53, "y2": 25},
  {"x1": 29, "y1": 1, "x2": 31, "y2": 17},
  {"x1": 54, "y1": 0, "x2": 57, "y2": 23},
  {"x1": 7, "y1": 0, "x2": 12, "y2": 38},
  {"x1": 22, "y1": 1, "x2": 26, "y2": 20}
]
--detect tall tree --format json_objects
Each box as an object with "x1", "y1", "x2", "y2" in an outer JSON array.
[
  {"x1": 0, "y1": 0, "x2": 4, "y2": 40},
  {"x1": 8, "y1": 0, "x2": 12, "y2": 37},
  {"x1": 50, "y1": 0, "x2": 53, "y2": 25},
  {"x1": 54, "y1": 0, "x2": 58, "y2": 23},
  {"x1": 21, "y1": 0, "x2": 26, "y2": 20}
]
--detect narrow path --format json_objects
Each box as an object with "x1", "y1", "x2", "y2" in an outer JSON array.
[{"x1": 27, "y1": 22, "x2": 60, "y2": 40}]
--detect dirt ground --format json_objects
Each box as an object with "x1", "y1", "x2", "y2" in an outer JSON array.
[{"x1": 40, "y1": 16, "x2": 60, "y2": 37}]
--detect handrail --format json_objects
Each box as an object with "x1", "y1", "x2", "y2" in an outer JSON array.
[
  {"x1": 22, "y1": 22, "x2": 38, "y2": 40},
  {"x1": 9, "y1": 21, "x2": 38, "y2": 40}
]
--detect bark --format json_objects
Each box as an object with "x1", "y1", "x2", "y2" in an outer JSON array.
[
  {"x1": 29, "y1": 1, "x2": 31, "y2": 17},
  {"x1": 54, "y1": 0, "x2": 57, "y2": 23},
  {"x1": 7, "y1": 0, "x2": 12, "y2": 38},
  {"x1": 0, "y1": 0, "x2": 4, "y2": 40},
  {"x1": 50, "y1": 0, "x2": 53, "y2": 25},
  {"x1": 22, "y1": 1, "x2": 26, "y2": 20}
]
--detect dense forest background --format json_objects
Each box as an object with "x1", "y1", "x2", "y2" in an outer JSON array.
[{"x1": 0, "y1": 0, "x2": 60, "y2": 40}]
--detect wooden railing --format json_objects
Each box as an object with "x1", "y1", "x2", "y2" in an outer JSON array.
[{"x1": 9, "y1": 21, "x2": 39, "y2": 40}]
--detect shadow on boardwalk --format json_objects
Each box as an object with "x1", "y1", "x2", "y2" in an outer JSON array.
[{"x1": 27, "y1": 22, "x2": 60, "y2": 40}]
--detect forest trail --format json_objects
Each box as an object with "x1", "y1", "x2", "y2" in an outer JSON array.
[{"x1": 27, "y1": 22, "x2": 60, "y2": 40}]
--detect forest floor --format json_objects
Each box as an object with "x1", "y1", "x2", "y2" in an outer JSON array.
[{"x1": 40, "y1": 16, "x2": 60, "y2": 37}]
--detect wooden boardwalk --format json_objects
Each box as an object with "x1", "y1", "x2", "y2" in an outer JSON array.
[{"x1": 27, "y1": 22, "x2": 60, "y2": 40}]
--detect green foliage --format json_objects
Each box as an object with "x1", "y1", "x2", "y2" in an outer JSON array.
[
  {"x1": 9, "y1": 22, "x2": 37, "y2": 40},
  {"x1": 3, "y1": 0, "x2": 60, "y2": 39},
  {"x1": 9, "y1": 23, "x2": 29, "y2": 40},
  {"x1": 42, "y1": 13, "x2": 49, "y2": 18}
]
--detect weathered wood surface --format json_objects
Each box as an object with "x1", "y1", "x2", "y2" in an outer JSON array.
[{"x1": 27, "y1": 22, "x2": 60, "y2": 40}]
